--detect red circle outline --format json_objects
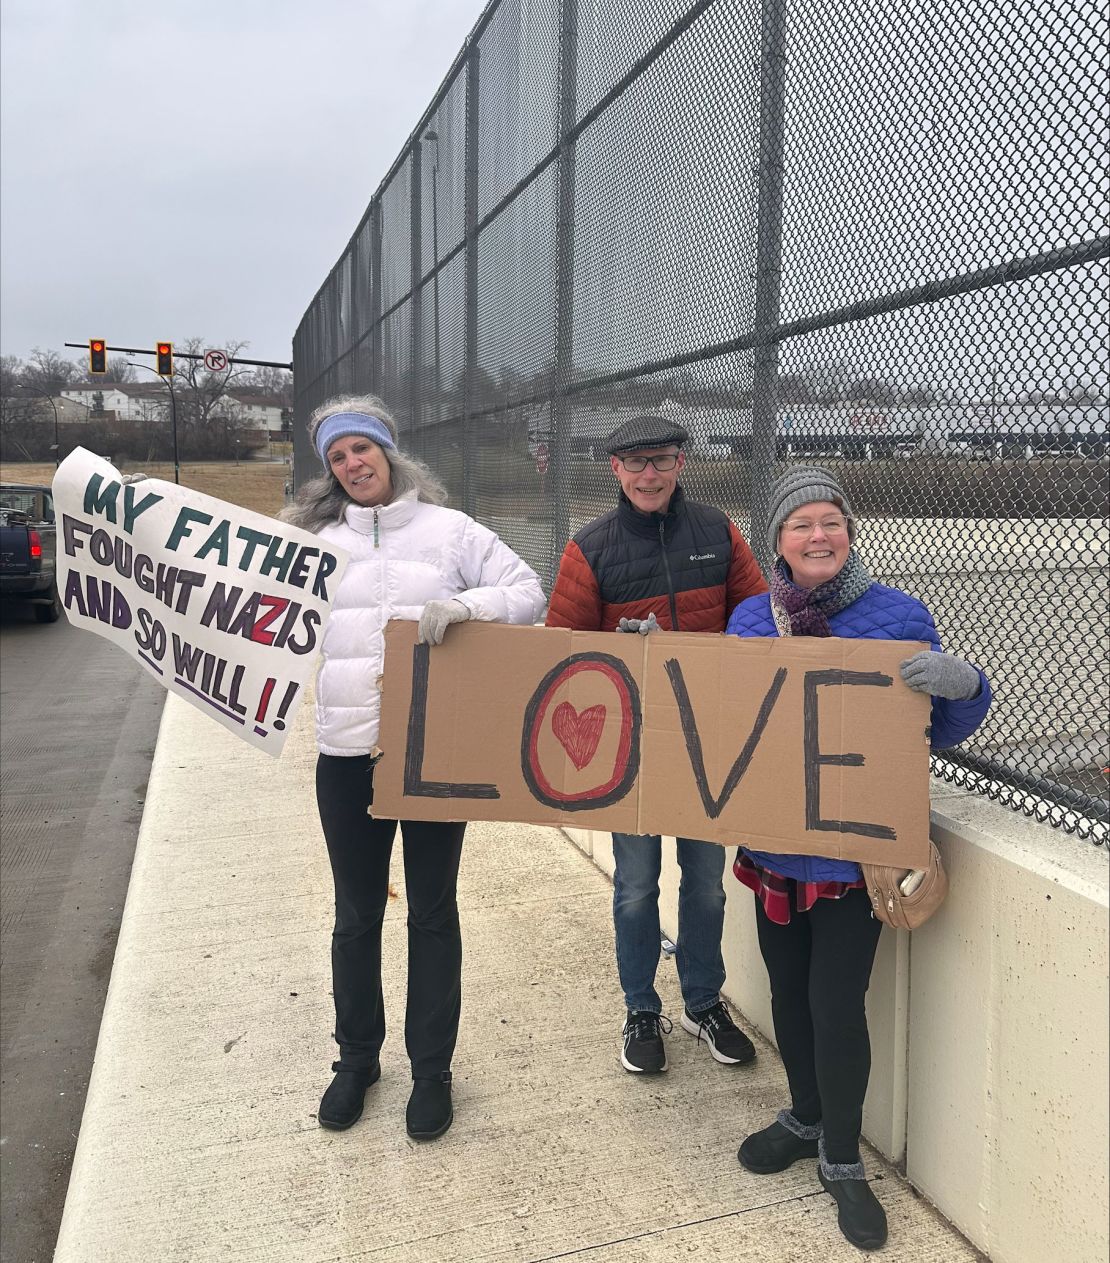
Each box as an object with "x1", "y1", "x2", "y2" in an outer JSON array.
[{"x1": 526, "y1": 659, "x2": 634, "y2": 803}]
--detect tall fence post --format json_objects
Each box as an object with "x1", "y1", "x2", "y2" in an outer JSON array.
[
  {"x1": 370, "y1": 199, "x2": 383, "y2": 395},
  {"x1": 410, "y1": 141, "x2": 424, "y2": 453},
  {"x1": 749, "y1": 0, "x2": 788, "y2": 567},
  {"x1": 551, "y1": 0, "x2": 579, "y2": 568},
  {"x1": 462, "y1": 43, "x2": 481, "y2": 517}
]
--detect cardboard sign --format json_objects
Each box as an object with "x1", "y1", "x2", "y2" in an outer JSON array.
[
  {"x1": 374, "y1": 621, "x2": 933, "y2": 867},
  {"x1": 52, "y1": 448, "x2": 348, "y2": 756}
]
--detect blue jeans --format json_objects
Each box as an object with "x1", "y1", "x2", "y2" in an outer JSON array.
[{"x1": 611, "y1": 833, "x2": 727, "y2": 1015}]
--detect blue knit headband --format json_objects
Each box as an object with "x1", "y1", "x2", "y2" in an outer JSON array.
[{"x1": 316, "y1": 412, "x2": 396, "y2": 465}]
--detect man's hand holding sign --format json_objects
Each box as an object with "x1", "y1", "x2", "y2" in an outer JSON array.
[{"x1": 52, "y1": 447, "x2": 349, "y2": 756}]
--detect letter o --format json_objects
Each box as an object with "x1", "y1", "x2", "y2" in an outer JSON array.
[
  {"x1": 520, "y1": 652, "x2": 641, "y2": 810},
  {"x1": 149, "y1": 618, "x2": 167, "y2": 660},
  {"x1": 90, "y1": 528, "x2": 114, "y2": 566}
]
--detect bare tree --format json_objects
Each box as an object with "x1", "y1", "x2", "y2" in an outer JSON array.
[
  {"x1": 71, "y1": 353, "x2": 136, "y2": 383},
  {"x1": 105, "y1": 356, "x2": 137, "y2": 383},
  {"x1": 1, "y1": 357, "x2": 46, "y2": 460},
  {"x1": 0, "y1": 355, "x2": 26, "y2": 397},
  {"x1": 170, "y1": 338, "x2": 253, "y2": 456},
  {"x1": 24, "y1": 348, "x2": 80, "y2": 396},
  {"x1": 0, "y1": 401, "x2": 41, "y2": 460},
  {"x1": 239, "y1": 364, "x2": 293, "y2": 408}
]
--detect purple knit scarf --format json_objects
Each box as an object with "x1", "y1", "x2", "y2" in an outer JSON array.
[{"x1": 769, "y1": 550, "x2": 872, "y2": 637}]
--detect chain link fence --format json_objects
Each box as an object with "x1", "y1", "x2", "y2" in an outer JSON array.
[{"x1": 294, "y1": 0, "x2": 1109, "y2": 844}]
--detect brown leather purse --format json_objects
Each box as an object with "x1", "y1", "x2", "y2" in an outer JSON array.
[{"x1": 860, "y1": 842, "x2": 948, "y2": 930}]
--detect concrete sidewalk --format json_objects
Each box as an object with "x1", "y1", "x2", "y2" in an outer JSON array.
[{"x1": 53, "y1": 695, "x2": 978, "y2": 1263}]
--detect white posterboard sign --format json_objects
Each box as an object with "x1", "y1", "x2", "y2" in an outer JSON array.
[{"x1": 52, "y1": 448, "x2": 348, "y2": 756}]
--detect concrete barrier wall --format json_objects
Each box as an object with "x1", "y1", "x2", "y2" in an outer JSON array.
[{"x1": 563, "y1": 788, "x2": 1109, "y2": 1263}]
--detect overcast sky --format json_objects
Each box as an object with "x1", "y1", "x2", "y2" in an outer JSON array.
[{"x1": 0, "y1": 0, "x2": 481, "y2": 367}]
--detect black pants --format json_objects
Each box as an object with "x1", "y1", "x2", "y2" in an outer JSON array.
[
  {"x1": 316, "y1": 753, "x2": 466, "y2": 1078},
  {"x1": 754, "y1": 887, "x2": 883, "y2": 1164}
]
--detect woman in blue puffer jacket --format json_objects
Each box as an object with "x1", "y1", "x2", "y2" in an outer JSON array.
[{"x1": 727, "y1": 466, "x2": 991, "y2": 1253}]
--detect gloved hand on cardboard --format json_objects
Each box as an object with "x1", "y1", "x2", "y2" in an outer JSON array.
[
  {"x1": 899, "y1": 650, "x2": 981, "y2": 700},
  {"x1": 616, "y1": 612, "x2": 660, "y2": 635},
  {"x1": 417, "y1": 598, "x2": 471, "y2": 646}
]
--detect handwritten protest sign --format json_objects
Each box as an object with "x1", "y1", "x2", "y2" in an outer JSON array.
[
  {"x1": 374, "y1": 622, "x2": 933, "y2": 867},
  {"x1": 52, "y1": 448, "x2": 348, "y2": 756}
]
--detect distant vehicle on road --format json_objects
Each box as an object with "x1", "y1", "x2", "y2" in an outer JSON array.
[{"x1": 0, "y1": 483, "x2": 60, "y2": 623}]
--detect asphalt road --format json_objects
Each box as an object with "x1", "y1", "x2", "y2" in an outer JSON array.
[{"x1": 0, "y1": 601, "x2": 164, "y2": 1263}]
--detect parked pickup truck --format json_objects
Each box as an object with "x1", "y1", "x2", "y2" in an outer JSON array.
[{"x1": 0, "y1": 483, "x2": 61, "y2": 623}]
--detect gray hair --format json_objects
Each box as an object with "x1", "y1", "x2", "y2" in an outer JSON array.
[{"x1": 280, "y1": 393, "x2": 448, "y2": 533}]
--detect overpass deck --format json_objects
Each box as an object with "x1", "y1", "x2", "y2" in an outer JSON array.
[{"x1": 54, "y1": 694, "x2": 976, "y2": 1262}]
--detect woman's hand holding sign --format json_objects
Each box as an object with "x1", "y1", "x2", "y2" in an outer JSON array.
[
  {"x1": 417, "y1": 598, "x2": 471, "y2": 645},
  {"x1": 899, "y1": 650, "x2": 982, "y2": 700}
]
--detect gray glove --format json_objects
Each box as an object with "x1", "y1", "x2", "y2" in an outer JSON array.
[
  {"x1": 900, "y1": 650, "x2": 981, "y2": 700},
  {"x1": 120, "y1": 473, "x2": 148, "y2": 485},
  {"x1": 417, "y1": 598, "x2": 471, "y2": 646},
  {"x1": 616, "y1": 612, "x2": 660, "y2": 635}
]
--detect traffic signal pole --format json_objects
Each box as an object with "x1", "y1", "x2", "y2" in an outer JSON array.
[
  {"x1": 71, "y1": 338, "x2": 285, "y2": 484},
  {"x1": 64, "y1": 342, "x2": 292, "y2": 370}
]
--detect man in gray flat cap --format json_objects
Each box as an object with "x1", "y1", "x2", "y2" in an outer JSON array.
[{"x1": 546, "y1": 414, "x2": 767, "y2": 1075}]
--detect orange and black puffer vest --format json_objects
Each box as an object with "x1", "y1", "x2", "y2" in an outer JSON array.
[{"x1": 546, "y1": 487, "x2": 766, "y2": 633}]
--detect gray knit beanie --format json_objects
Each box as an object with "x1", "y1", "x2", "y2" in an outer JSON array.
[{"x1": 765, "y1": 465, "x2": 856, "y2": 554}]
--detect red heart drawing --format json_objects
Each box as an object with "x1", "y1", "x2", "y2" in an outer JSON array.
[{"x1": 552, "y1": 701, "x2": 607, "y2": 771}]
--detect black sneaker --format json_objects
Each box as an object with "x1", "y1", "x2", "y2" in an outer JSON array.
[
  {"x1": 681, "y1": 1000, "x2": 757, "y2": 1065},
  {"x1": 620, "y1": 1010, "x2": 672, "y2": 1073}
]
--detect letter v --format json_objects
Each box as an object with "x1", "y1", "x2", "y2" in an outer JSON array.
[{"x1": 664, "y1": 660, "x2": 787, "y2": 819}]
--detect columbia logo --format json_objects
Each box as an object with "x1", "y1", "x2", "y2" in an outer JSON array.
[{"x1": 690, "y1": 552, "x2": 716, "y2": 561}]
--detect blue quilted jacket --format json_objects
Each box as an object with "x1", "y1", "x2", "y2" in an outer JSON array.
[{"x1": 726, "y1": 583, "x2": 992, "y2": 883}]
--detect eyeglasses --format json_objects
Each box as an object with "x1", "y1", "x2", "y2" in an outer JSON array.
[
  {"x1": 617, "y1": 453, "x2": 680, "y2": 472},
  {"x1": 782, "y1": 515, "x2": 852, "y2": 537}
]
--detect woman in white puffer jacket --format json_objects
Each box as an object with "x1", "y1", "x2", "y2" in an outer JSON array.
[{"x1": 282, "y1": 394, "x2": 545, "y2": 1142}]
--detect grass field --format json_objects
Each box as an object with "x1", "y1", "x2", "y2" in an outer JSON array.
[{"x1": 0, "y1": 460, "x2": 291, "y2": 518}]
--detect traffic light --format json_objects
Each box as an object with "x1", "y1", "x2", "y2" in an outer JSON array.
[
  {"x1": 89, "y1": 339, "x2": 107, "y2": 374},
  {"x1": 156, "y1": 341, "x2": 173, "y2": 376}
]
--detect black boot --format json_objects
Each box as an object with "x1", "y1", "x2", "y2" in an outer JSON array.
[
  {"x1": 406, "y1": 1071, "x2": 453, "y2": 1140},
  {"x1": 318, "y1": 1060, "x2": 380, "y2": 1131},
  {"x1": 818, "y1": 1140, "x2": 888, "y2": 1251},
  {"x1": 738, "y1": 1110, "x2": 822, "y2": 1174}
]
